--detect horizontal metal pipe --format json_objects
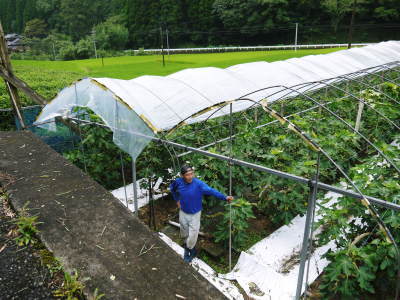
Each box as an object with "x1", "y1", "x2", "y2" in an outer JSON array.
[
  {"x1": 67, "y1": 117, "x2": 400, "y2": 211},
  {"x1": 158, "y1": 135, "x2": 400, "y2": 211}
]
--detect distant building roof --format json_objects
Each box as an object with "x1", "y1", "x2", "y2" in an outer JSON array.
[{"x1": 5, "y1": 33, "x2": 21, "y2": 41}]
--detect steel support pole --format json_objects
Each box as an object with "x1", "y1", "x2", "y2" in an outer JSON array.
[
  {"x1": 120, "y1": 152, "x2": 129, "y2": 207},
  {"x1": 295, "y1": 162, "x2": 320, "y2": 300},
  {"x1": 132, "y1": 159, "x2": 139, "y2": 217},
  {"x1": 229, "y1": 103, "x2": 233, "y2": 271}
]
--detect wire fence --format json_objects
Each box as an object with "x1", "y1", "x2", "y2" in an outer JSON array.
[
  {"x1": 136, "y1": 43, "x2": 372, "y2": 55},
  {"x1": 0, "y1": 105, "x2": 79, "y2": 153}
]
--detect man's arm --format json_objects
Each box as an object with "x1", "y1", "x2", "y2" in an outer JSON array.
[
  {"x1": 169, "y1": 180, "x2": 181, "y2": 208},
  {"x1": 199, "y1": 180, "x2": 228, "y2": 201}
]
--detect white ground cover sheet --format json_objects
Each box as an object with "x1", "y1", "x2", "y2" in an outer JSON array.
[
  {"x1": 112, "y1": 179, "x2": 343, "y2": 299},
  {"x1": 219, "y1": 192, "x2": 340, "y2": 299},
  {"x1": 111, "y1": 177, "x2": 163, "y2": 212}
]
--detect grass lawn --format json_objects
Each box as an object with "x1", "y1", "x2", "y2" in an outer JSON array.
[{"x1": 1, "y1": 47, "x2": 345, "y2": 108}]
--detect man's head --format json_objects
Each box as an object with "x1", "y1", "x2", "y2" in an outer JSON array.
[{"x1": 181, "y1": 164, "x2": 194, "y2": 183}]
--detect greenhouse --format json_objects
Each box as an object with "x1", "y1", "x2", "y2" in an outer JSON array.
[
  {"x1": 32, "y1": 41, "x2": 400, "y2": 299},
  {"x1": 36, "y1": 40, "x2": 400, "y2": 146}
]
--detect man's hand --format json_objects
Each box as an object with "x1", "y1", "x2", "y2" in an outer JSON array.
[
  {"x1": 177, "y1": 201, "x2": 181, "y2": 209},
  {"x1": 226, "y1": 196, "x2": 234, "y2": 203}
]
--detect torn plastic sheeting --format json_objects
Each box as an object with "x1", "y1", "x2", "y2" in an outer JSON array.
[
  {"x1": 158, "y1": 232, "x2": 244, "y2": 300},
  {"x1": 111, "y1": 177, "x2": 163, "y2": 212},
  {"x1": 222, "y1": 241, "x2": 336, "y2": 299},
  {"x1": 219, "y1": 192, "x2": 341, "y2": 299}
]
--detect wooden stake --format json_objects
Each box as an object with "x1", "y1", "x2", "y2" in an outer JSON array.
[
  {"x1": 355, "y1": 99, "x2": 364, "y2": 132},
  {"x1": 0, "y1": 21, "x2": 26, "y2": 128},
  {"x1": 0, "y1": 66, "x2": 47, "y2": 105}
]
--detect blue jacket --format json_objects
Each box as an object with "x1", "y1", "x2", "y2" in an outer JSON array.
[{"x1": 169, "y1": 177, "x2": 226, "y2": 214}]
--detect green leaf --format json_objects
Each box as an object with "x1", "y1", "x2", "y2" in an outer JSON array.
[
  {"x1": 357, "y1": 266, "x2": 375, "y2": 293},
  {"x1": 303, "y1": 160, "x2": 317, "y2": 166},
  {"x1": 270, "y1": 148, "x2": 283, "y2": 155}
]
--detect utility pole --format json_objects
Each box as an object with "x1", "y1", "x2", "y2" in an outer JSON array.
[
  {"x1": 52, "y1": 42, "x2": 56, "y2": 60},
  {"x1": 92, "y1": 29, "x2": 98, "y2": 59},
  {"x1": 166, "y1": 28, "x2": 170, "y2": 56},
  {"x1": 160, "y1": 26, "x2": 165, "y2": 67},
  {"x1": 347, "y1": 0, "x2": 357, "y2": 49},
  {"x1": 294, "y1": 23, "x2": 298, "y2": 51},
  {"x1": 0, "y1": 21, "x2": 26, "y2": 129}
]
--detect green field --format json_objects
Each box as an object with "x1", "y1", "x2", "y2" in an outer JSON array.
[
  {"x1": 1, "y1": 48, "x2": 344, "y2": 108},
  {"x1": 13, "y1": 48, "x2": 344, "y2": 78}
]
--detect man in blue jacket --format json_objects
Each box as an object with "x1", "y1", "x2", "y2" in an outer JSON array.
[{"x1": 170, "y1": 164, "x2": 233, "y2": 263}]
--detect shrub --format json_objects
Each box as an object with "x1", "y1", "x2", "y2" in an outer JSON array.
[
  {"x1": 214, "y1": 197, "x2": 256, "y2": 250},
  {"x1": 94, "y1": 17, "x2": 129, "y2": 51}
]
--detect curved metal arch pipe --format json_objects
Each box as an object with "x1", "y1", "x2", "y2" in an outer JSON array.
[
  {"x1": 174, "y1": 72, "x2": 393, "y2": 155},
  {"x1": 167, "y1": 66, "x2": 382, "y2": 141},
  {"x1": 319, "y1": 79, "x2": 400, "y2": 129},
  {"x1": 166, "y1": 77, "x2": 337, "y2": 138},
  {"x1": 356, "y1": 65, "x2": 400, "y2": 87},
  {"x1": 169, "y1": 66, "x2": 398, "y2": 157},
  {"x1": 165, "y1": 82, "x2": 314, "y2": 143},
  {"x1": 250, "y1": 84, "x2": 400, "y2": 175},
  {"x1": 169, "y1": 80, "x2": 326, "y2": 141},
  {"x1": 337, "y1": 73, "x2": 400, "y2": 105},
  {"x1": 237, "y1": 80, "x2": 400, "y2": 165},
  {"x1": 378, "y1": 61, "x2": 400, "y2": 78},
  {"x1": 235, "y1": 62, "x2": 400, "y2": 105},
  {"x1": 236, "y1": 97, "x2": 400, "y2": 299},
  {"x1": 241, "y1": 97, "x2": 399, "y2": 228}
]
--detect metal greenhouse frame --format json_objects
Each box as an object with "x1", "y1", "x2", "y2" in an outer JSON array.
[
  {"x1": 30, "y1": 61, "x2": 399, "y2": 299},
  {"x1": 27, "y1": 41, "x2": 400, "y2": 298}
]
